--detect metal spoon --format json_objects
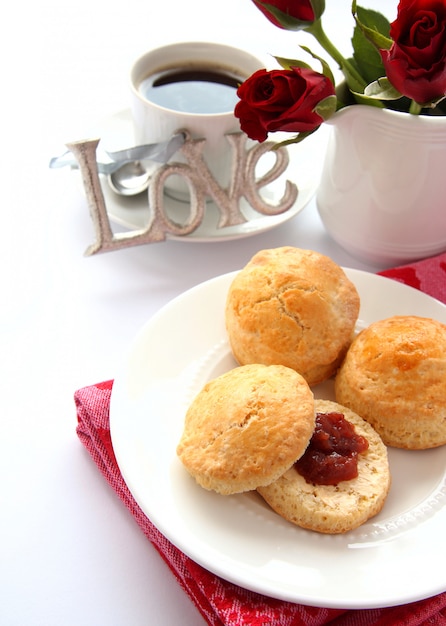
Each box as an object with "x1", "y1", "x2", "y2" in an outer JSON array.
[{"x1": 107, "y1": 160, "x2": 154, "y2": 196}]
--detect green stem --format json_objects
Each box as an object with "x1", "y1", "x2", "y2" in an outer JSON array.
[
  {"x1": 306, "y1": 19, "x2": 367, "y2": 91},
  {"x1": 409, "y1": 100, "x2": 422, "y2": 115}
]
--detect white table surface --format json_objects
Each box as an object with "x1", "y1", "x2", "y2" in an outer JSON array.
[{"x1": 2, "y1": 1, "x2": 396, "y2": 624}]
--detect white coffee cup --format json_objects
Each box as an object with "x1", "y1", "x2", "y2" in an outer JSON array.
[{"x1": 129, "y1": 41, "x2": 263, "y2": 199}]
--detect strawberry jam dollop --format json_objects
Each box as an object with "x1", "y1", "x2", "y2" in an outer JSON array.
[{"x1": 295, "y1": 412, "x2": 369, "y2": 485}]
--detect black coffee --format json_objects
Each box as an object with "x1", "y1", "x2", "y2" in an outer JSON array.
[{"x1": 139, "y1": 68, "x2": 241, "y2": 114}]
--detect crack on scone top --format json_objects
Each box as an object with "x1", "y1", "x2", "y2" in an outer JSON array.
[
  {"x1": 201, "y1": 409, "x2": 258, "y2": 450},
  {"x1": 240, "y1": 282, "x2": 319, "y2": 330},
  {"x1": 277, "y1": 294, "x2": 304, "y2": 330},
  {"x1": 276, "y1": 283, "x2": 317, "y2": 329},
  {"x1": 223, "y1": 410, "x2": 257, "y2": 433}
]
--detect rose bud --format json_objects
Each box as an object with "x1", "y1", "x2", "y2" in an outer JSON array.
[
  {"x1": 251, "y1": 0, "x2": 325, "y2": 30},
  {"x1": 235, "y1": 67, "x2": 336, "y2": 142}
]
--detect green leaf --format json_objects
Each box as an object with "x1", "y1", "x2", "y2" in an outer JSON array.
[
  {"x1": 336, "y1": 76, "x2": 384, "y2": 107},
  {"x1": 274, "y1": 56, "x2": 313, "y2": 71},
  {"x1": 299, "y1": 45, "x2": 335, "y2": 84},
  {"x1": 363, "y1": 77, "x2": 402, "y2": 100},
  {"x1": 314, "y1": 94, "x2": 337, "y2": 120},
  {"x1": 352, "y1": 6, "x2": 390, "y2": 83},
  {"x1": 351, "y1": 1, "x2": 393, "y2": 51},
  {"x1": 340, "y1": 57, "x2": 369, "y2": 94}
]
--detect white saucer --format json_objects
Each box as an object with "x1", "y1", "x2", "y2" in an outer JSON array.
[{"x1": 90, "y1": 109, "x2": 326, "y2": 242}]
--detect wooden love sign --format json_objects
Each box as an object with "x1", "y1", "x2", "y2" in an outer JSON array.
[{"x1": 67, "y1": 131, "x2": 298, "y2": 255}]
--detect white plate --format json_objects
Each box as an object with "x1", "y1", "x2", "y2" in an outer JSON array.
[
  {"x1": 110, "y1": 269, "x2": 446, "y2": 608},
  {"x1": 89, "y1": 109, "x2": 324, "y2": 241}
]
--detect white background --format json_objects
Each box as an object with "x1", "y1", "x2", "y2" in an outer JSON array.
[{"x1": 1, "y1": 1, "x2": 396, "y2": 624}]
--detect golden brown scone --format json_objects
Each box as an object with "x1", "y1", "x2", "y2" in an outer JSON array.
[
  {"x1": 257, "y1": 399, "x2": 390, "y2": 534},
  {"x1": 225, "y1": 247, "x2": 360, "y2": 385},
  {"x1": 335, "y1": 315, "x2": 446, "y2": 450},
  {"x1": 176, "y1": 364, "x2": 315, "y2": 495}
]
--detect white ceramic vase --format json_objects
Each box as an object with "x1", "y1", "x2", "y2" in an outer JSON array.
[{"x1": 316, "y1": 104, "x2": 446, "y2": 266}]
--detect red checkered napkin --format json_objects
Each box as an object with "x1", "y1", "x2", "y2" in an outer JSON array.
[{"x1": 75, "y1": 252, "x2": 446, "y2": 626}]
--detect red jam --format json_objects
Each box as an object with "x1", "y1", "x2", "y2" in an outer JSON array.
[{"x1": 295, "y1": 412, "x2": 369, "y2": 486}]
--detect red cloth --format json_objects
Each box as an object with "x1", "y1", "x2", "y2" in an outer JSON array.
[
  {"x1": 75, "y1": 252, "x2": 446, "y2": 626},
  {"x1": 378, "y1": 252, "x2": 446, "y2": 303}
]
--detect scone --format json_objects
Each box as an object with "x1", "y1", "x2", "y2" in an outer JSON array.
[
  {"x1": 257, "y1": 399, "x2": 390, "y2": 534},
  {"x1": 225, "y1": 247, "x2": 360, "y2": 385},
  {"x1": 335, "y1": 315, "x2": 446, "y2": 449},
  {"x1": 176, "y1": 363, "x2": 315, "y2": 495}
]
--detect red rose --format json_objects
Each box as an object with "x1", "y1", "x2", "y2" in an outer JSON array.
[
  {"x1": 234, "y1": 67, "x2": 335, "y2": 142},
  {"x1": 252, "y1": 0, "x2": 322, "y2": 30},
  {"x1": 381, "y1": 0, "x2": 446, "y2": 104}
]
